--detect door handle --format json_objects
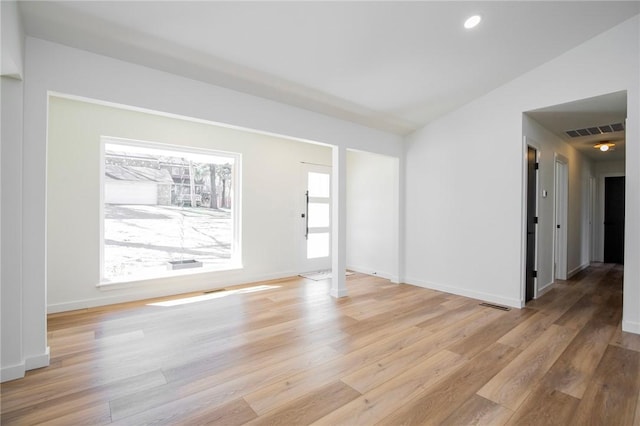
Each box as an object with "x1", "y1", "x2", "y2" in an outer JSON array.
[{"x1": 304, "y1": 190, "x2": 309, "y2": 240}]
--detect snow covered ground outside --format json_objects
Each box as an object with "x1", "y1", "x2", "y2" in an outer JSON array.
[{"x1": 104, "y1": 204, "x2": 232, "y2": 280}]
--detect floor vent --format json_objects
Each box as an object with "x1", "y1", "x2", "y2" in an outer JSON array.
[
  {"x1": 203, "y1": 288, "x2": 226, "y2": 294},
  {"x1": 479, "y1": 302, "x2": 511, "y2": 311}
]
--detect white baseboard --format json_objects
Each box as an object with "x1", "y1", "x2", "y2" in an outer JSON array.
[
  {"x1": 48, "y1": 270, "x2": 296, "y2": 313},
  {"x1": 568, "y1": 263, "x2": 590, "y2": 279},
  {"x1": 330, "y1": 287, "x2": 349, "y2": 298},
  {"x1": 404, "y1": 276, "x2": 523, "y2": 309},
  {"x1": 0, "y1": 347, "x2": 51, "y2": 383},
  {"x1": 1, "y1": 362, "x2": 25, "y2": 383},
  {"x1": 622, "y1": 319, "x2": 640, "y2": 335},
  {"x1": 347, "y1": 265, "x2": 398, "y2": 283},
  {"x1": 536, "y1": 281, "x2": 554, "y2": 298},
  {"x1": 25, "y1": 347, "x2": 50, "y2": 370}
]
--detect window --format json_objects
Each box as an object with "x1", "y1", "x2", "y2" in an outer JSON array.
[{"x1": 101, "y1": 138, "x2": 240, "y2": 283}]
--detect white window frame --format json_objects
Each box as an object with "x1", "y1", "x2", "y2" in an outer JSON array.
[{"x1": 99, "y1": 136, "x2": 242, "y2": 285}]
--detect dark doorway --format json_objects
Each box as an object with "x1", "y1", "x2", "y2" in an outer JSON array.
[
  {"x1": 604, "y1": 176, "x2": 625, "y2": 264},
  {"x1": 525, "y1": 147, "x2": 537, "y2": 302}
]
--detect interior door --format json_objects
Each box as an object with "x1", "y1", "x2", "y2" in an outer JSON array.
[
  {"x1": 554, "y1": 159, "x2": 568, "y2": 280},
  {"x1": 300, "y1": 164, "x2": 331, "y2": 272},
  {"x1": 604, "y1": 176, "x2": 625, "y2": 264},
  {"x1": 525, "y1": 147, "x2": 537, "y2": 302}
]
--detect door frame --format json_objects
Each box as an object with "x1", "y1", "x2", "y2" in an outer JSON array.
[
  {"x1": 599, "y1": 173, "x2": 625, "y2": 262},
  {"x1": 553, "y1": 154, "x2": 568, "y2": 280},
  {"x1": 597, "y1": 172, "x2": 625, "y2": 261},
  {"x1": 521, "y1": 137, "x2": 540, "y2": 305},
  {"x1": 589, "y1": 176, "x2": 597, "y2": 262},
  {"x1": 298, "y1": 162, "x2": 332, "y2": 273}
]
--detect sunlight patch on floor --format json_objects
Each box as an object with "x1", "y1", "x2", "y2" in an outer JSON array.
[{"x1": 147, "y1": 285, "x2": 281, "y2": 307}]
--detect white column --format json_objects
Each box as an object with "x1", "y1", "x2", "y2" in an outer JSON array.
[
  {"x1": 331, "y1": 145, "x2": 348, "y2": 298},
  {"x1": 1, "y1": 75, "x2": 26, "y2": 382},
  {"x1": 21, "y1": 37, "x2": 50, "y2": 373},
  {"x1": 1, "y1": 0, "x2": 28, "y2": 382}
]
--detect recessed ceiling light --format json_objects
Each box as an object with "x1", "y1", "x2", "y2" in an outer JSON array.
[{"x1": 464, "y1": 15, "x2": 482, "y2": 29}]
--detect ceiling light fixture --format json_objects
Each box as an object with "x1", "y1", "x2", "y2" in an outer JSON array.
[
  {"x1": 464, "y1": 15, "x2": 482, "y2": 29},
  {"x1": 594, "y1": 142, "x2": 615, "y2": 152}
]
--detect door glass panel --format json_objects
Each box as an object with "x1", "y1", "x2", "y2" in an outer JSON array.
[
  {"x1": 308, "y1": 172, "x2": 330, "y2": 198},
  {"x1": 308, "y1": 202, "x2": 329, "y2": 228},
  {"x1": 307, "y1": 232, "x2": 329, "y2": 259}
]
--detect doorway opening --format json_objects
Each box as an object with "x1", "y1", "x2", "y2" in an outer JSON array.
[
  {"x1": 523, "y1": 91, "x2": 627, "y2": 319},
  {"x1": 604, "y1": 176, "x2": 625, "y2": 264},
  {"x1": 525, "y1": 145, "x2": 538, "y2": 302}
]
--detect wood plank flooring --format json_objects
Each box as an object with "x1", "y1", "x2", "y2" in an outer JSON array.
[{"x1": 2, "y1": 263, "x2": 640, "y2": 425}]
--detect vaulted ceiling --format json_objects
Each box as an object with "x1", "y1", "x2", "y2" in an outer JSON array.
[{"x1": 18, "y1": 1, "x2": 640, "y2": 135}]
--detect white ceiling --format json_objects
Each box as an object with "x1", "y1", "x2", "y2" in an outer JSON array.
[{"x1": 18, "y1": 1, "x2": 640, "y2": 135}]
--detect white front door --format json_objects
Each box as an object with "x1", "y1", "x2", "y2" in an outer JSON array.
[{"x1": 299, "y1": 164, "x2": 331, "y2": 272}]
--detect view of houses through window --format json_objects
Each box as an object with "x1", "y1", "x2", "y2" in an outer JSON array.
[{"x1": 102, "y1": 139, "x2": 237, "y2": 282}]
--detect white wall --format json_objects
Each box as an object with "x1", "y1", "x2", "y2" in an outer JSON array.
[
  {"x1": 346, "y1": 150, "x2": 399, "y2": 282},
  {"x1": 0, "y1": 0, "x2": 23, "y2": 78},
  {"x1": 48, "y1": 96, "x2": 333, "y2": 311},
  {"x1": 595, "y1": 160, "x2": 625, "y2": 175},
  {"x1": 28, "y1": 39, "x2": 402, "y2": 157},
  {"x1": 524, "y1": 117, "x2": 594, "y2": 293},
  {"x1": 404, "y1": 14, "x2": 639, "y2": 332},
  {"x1": 0, "y1": 76, "x2": 25, "y2": 381},
  {"x1": 0, "y1": 0, "x2": 29, "y2": 382}
]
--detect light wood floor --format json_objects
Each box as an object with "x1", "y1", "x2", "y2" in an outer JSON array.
[{"x1": 2, "y1": 263, "x2": 640, "y2": 425}]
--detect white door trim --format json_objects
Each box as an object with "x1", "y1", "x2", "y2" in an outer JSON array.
[
  {"x1": 589, "y1": 176, "x2": 597, "y2": 262},
  {"x1": 554, "y1": 154, "x2": 568, "y2": 280}
]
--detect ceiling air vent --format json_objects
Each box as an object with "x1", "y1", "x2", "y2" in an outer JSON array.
[{"x1": 565, "y1": 122, "x2": 624, "y2": 138}]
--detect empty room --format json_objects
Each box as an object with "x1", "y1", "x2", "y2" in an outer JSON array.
[{"x1": 1, "y1": 1, "x2": 639, "y2": 424}]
